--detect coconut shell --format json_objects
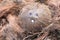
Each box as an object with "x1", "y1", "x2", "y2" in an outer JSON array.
[{"x1": 19, "y1": 3, "x2": 52, "y2": 32}]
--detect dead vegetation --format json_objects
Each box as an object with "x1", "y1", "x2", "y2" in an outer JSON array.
[{"x1": 0, "y1": 0, "x2": 60, "y2": 40}]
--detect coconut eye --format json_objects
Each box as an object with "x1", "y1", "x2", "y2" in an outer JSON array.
[
  {"x1": 35, "y1": 13, "x2": 38, "y2": 16},
  {"x1": 29, "y1": 13, "x2": 32, "y2": 15},
  {"x1": 31, "y1": 20, "x2": 34, "y2": 23}
]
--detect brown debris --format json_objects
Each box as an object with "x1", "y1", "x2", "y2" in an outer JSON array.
[{"x1": 0, "y1": 0, "x2": 60, "y2": 40}]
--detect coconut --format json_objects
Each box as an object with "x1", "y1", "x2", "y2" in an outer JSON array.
[{"x1": 19, "y1": 3, "x2": 52, "y2": 33}]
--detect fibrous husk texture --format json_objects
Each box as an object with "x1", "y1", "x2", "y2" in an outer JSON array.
[{"x1": 0, "y1": 0, "x2": 60, "y2": 40}]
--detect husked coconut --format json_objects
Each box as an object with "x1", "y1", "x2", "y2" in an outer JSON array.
[{"x1": 19, "y1": 3, "x2": 52, "y2": 32}]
